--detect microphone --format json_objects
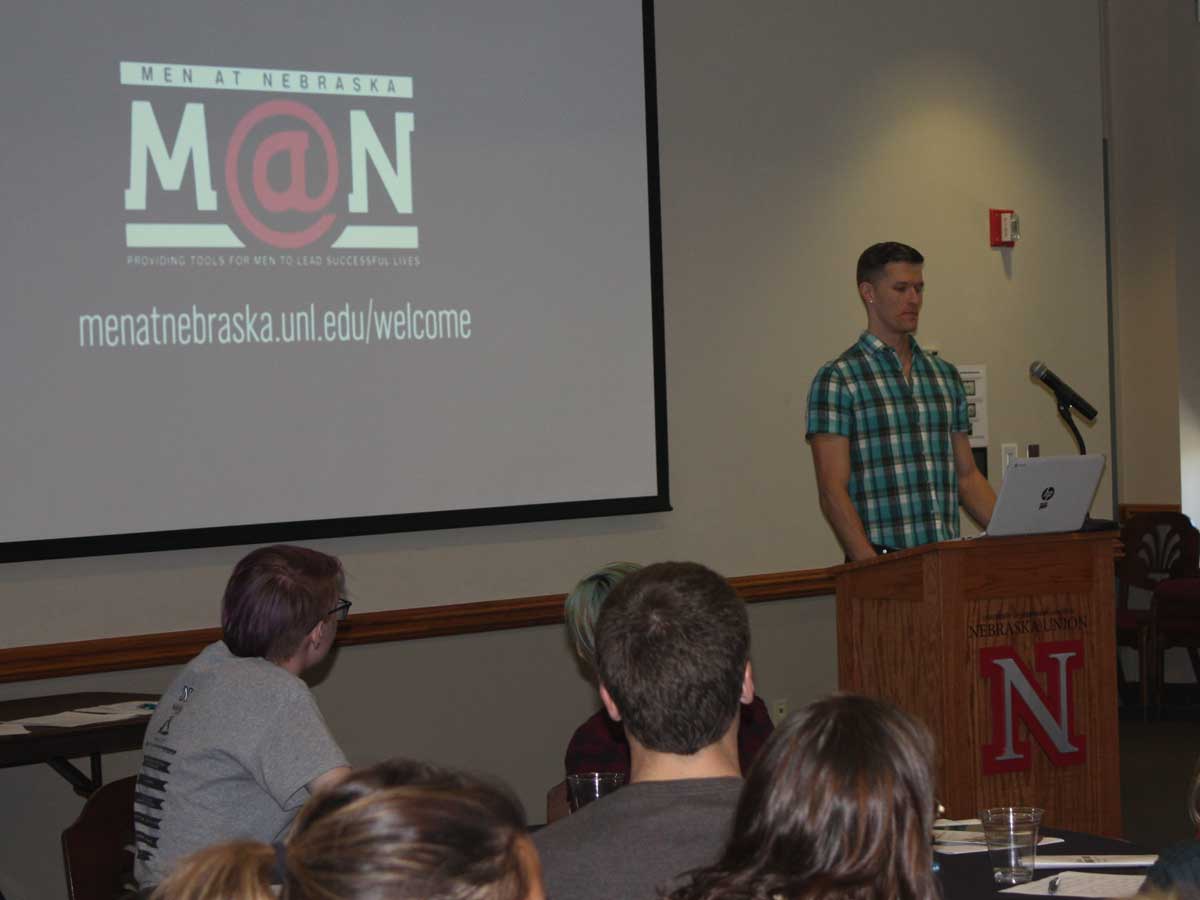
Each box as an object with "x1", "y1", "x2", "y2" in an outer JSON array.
[{"x1": 1029, "y1": 361, "x2": 1098, "y2": 421}]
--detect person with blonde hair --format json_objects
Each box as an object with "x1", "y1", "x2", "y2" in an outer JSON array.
[
  {"x1": 152, "y1": 759, "x2": 545, "y2": 900},
  {"x1": 665, "y1": 694, "x2": 939, "y2": 900}
]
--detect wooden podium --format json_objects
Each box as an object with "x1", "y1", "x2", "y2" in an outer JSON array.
[{"x1": 835, "y1": 531, "x2": 1121, "y2": 836}]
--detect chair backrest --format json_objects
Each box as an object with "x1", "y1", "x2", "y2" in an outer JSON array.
[
  {"x1": 546, "y1": 779, "x2": 569, "y2": 825},
  {"x1": 1118, "y1": 512, "x2": 1200, "y2": 604},
  {"x1": 61, "y1": 775, "x2": 137, "y2": 900}
]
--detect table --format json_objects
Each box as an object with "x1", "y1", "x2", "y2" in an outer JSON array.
[
  {"x1": 938, "y1": 828, "x2": 1150, "y2": 899},
  {"x1": 0, "y1": 692, "x2": 156, "y2": 797}
]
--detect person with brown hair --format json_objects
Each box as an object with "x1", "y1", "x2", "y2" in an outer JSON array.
[
  {"x1": 806, "y1": 242, "x2": 994, "y2": 561},
  {"x1": 535, "y1": 561, "x2": 755, "y2": 900},
  {"x1": 665, "y1": 693, "x2": 939, "y2": 900},
  {"x1": 561, "y1": 562, "x2": 774, "y2": 779},
  {"x1": 152, "y1": 759, "x2": 545, "y2": 900},
  {"x1": 134, "y1": 545, "x2": 352, "y2": 888}
]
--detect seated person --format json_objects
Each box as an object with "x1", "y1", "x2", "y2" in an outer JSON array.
[
  {"x1": 536, "y1": 561, "x2": 755, "y2": 900},
  {"x1": 152, "y1": 758, "x2": 545, "y2": 900},
  {"x1": 134, "y1": 545, "x2": 352, "y2": 889},
  {"x1": 666, "y1": 693, "x2": 939, "y2": 900},
  {"x1": 562, "y1": 563, "x2": 773, "y2": 778},
  {"x1": 1142, "y1": 843, "x2": 1200, "y2": 900}
]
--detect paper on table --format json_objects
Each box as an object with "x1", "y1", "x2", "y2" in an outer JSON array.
[
  {"x1": 934, "y1": 836, "x2": 1064, "y2": 855},
  {"x1": 12, "y1": 711, "x2": 138, "y2": 727},
  {"x1": 1000, "y1": 871, "x2": 1145, "y2": 897},
  {"x1": 933, "y1": 829, "x2": 988, "y2": 843},
  {"x1": 1033, "y1": 854, "x2": 1157, "y2": 869},
  {"x1": 13, "y1": 702, "x2": 157, "y2": 727},
  {"x1": 0, "y1": 722, "x2": 29, "y2": 736},
  {"x1": 934, "y1": 817, "x2": 983, "y2": 827},
  {"x1": 75, "y1": 701, "x2": 157, "y2": 717}
]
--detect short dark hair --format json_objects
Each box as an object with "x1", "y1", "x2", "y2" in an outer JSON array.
[
  {"x1": 666, "y1": 694, "x2": 938, "y2": 900},
  {"x1": 856, "y1": 242, "x2": 924, "y2": 287},
  {"x1": 221, "y1": 545, "x2": 344, "y2": 662},
  {"x1": 595, "y1": 561, "x2": 749, "y2": 754},
  {"x1": 1143, "y1": 840, "x2": 1200, "y2": 899}
]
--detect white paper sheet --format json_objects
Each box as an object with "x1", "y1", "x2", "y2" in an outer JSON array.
[
  {"x1": 13, "y1": 701, "x2": 156, "y2": 727},
  {"x1": 1033, "y1": 854, "x2": 1157, "y2": 869},
  {"x1": 935, "y1": 836, "x2": 1065, "y2": 855},
  {"x1": 12, "y1": 711, "x2": 133, "y2": 727},
  {"x1": 1000, "y1": 871, "x2": 1145, "y2": 897},
  {"x1": 0, "y1": 722, "x2": 29, "y2": 736},
  {"x1": 74, "y1": 701, "x2": 157, "y2": 717}
]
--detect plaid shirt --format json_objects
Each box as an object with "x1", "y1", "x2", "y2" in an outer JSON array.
[{"x1": 806, "y1": 331, "x2": 969, "y2": 549}]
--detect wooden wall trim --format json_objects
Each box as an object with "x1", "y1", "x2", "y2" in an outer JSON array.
[
  {"x1": 1118, "y1": 502, "x2": 1182, "y2": 523},
  {"x1": 0, "y1": 567, "x2": 838, "y2": 684}
]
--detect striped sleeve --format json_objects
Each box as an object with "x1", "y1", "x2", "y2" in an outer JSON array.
[{"x1": 806, "y1": 362, "x2": 853, "y2": 439}]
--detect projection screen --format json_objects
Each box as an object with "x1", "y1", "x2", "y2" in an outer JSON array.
[{"x1": 0, "y1": 1, "x2": 668, "y2": 562}]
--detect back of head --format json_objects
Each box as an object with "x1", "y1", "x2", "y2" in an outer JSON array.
[
  {"x1": 856, "y1": 242, "x2": 924, "y2": 288},
  {"x1": 595, "y1": 561, "x2": 749, "y2": 754},
  {"x1": 669, "y1": 693, "x2": 937, "y2": 900},
  {"x1": 1143, "y1": 842, "x2": 1200, "y2": 900},
  {"x1": 221, "y1": 544, "x2": 343, "y2": 662},
  {"x1": 153, "y1": 759, "x2": 536, "y2": 900},
  {"x1": 563, "y1": 561, "x2": 641, "y2": 673}
]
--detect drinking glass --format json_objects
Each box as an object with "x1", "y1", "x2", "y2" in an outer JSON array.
[
  {"x1": 980, "y1": 806, "x2": 1044, "y2": 885},
  {"x1": 566, "y1": 772, "x2": 625, "y2": 812}
]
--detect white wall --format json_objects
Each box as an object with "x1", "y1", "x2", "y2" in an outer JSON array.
[
  {"x1": 0, "y1": 3, "x2": 1113, "y2": 897},
  {"x1": 1170, "y1": 2, "x2": 1200, "y2": 520},
  {"x1": 1106, "y1": 0, "x2": 1187, "y2": 510}
]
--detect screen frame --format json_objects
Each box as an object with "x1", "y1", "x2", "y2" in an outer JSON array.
[{"x1": 0, "y1": 1, "x2": 670, "y2": 564}]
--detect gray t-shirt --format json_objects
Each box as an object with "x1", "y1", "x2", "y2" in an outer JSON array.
[
  {"x1": 533, "y1": 776, "x2": 741, "y2": 900},
  {"x1": 133, "y1": 641, "x2": 347, "y2": 886}
]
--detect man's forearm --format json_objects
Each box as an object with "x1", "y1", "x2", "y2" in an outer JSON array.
[
  {"x1": 818, "y1": 486, "x2": 876, "y2": 561},
  {"x1": 959, "y1": 469, "x2": 997, "y2": 527}
]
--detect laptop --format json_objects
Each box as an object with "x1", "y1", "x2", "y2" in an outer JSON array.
[{"x1": 983, "y1": 454, "x2": 1106, "y2": 537}]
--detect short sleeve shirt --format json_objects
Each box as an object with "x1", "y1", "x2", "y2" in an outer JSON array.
[
  {"x1": 133, "y1": 641, "x2": 348, "y2": 887},
  {"x1": 806, "y1": 332, "x2": 970, "y2": 549},
  {"x1": 534, "y1": 777, "x2": 742, "y2": 900}
]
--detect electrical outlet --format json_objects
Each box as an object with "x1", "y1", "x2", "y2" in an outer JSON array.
[
  {"x1": 771, "y1": 697, "x2": 790, "y2": 722},
  {"x1": 1001, "y1": 443, "x2": 1018, "y2": 473}
]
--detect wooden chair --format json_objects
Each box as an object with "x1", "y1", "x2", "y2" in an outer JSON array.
[
  {"x1": 1117, "y1": 513, "x2": 1200, "y2": 714},
  {"x1": 1151, "y1": 573, "x2": 1200, "y2": 709},
  {"x1": 61, "y1": 775, "x2": 137, "y2": 900}
]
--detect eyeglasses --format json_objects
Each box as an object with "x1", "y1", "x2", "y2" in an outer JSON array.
[{"x1": 326, "y1": 598, "x2": 352, "y2": 622}]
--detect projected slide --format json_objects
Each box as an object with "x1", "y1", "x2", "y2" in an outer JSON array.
[{"x1": 0, "y1": 1, "x2": 666, "y2": 560}]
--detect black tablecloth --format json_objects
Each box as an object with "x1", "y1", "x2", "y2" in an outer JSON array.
[{"x1": 937, "y1": 828, "x2": 1147, "y2": 900}]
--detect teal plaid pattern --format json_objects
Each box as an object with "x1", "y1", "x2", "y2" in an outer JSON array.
[{"x1": 806, "y1": 332, "x2": 970, "y2": 549}]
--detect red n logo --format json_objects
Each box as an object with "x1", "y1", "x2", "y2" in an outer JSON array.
[{"x1": 979, "y1": 640, "x2": 1086, "y2": 774}]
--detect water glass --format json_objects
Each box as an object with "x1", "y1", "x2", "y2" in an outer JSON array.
[
  {"x1": 980, "y1": 806, "x2": 1044, "y2": 885},
  {"x1": 566, "y1": 772, "x2": 625, "y2": 812}
]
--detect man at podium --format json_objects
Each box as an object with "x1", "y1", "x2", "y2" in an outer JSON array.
[{"x1": 806, "y1": 242, "x2": 995, "y2": 561}]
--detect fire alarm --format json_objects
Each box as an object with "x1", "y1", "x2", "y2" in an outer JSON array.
[{"x1": 989, "y1": 209, "x2": 1019, "y2": 247}]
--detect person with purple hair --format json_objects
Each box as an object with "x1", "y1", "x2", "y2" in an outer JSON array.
[{"x1": 133, "y1": 545, "x2": 352, "y2": 890}]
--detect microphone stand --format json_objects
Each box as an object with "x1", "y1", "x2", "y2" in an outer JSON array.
[
  {"x1": 1051, "y1": 395, "x2": 1114, "y2": 531},
  {"x1": 1056, "y1": 399, "x2": 1087, "y2": 455}
]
